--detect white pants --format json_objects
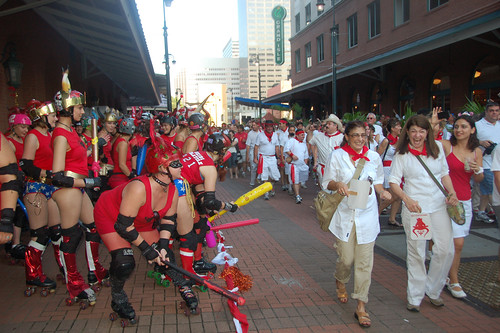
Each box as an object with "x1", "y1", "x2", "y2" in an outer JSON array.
[
  {"x1": 402, "y1": 207, "x2": 454, "y2": 306},
  {"x1": 249, "y1": 148, "x2": 257, "y2": 184}
]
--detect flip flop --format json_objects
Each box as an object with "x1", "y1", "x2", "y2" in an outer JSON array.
[
  {"x1": 354, "y1": 311, "x2": 371, "y2": 328},
  {"x1": 388, "y1": 220, "x2": 402, "y2": 227}
]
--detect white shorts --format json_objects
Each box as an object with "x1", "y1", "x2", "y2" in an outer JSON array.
[
  {"x1": 289, "y1": 163, "x2": 309, "y2": 185},
  {"x1": 259, "y1": 155, "x2": 280, "y2": 181}
]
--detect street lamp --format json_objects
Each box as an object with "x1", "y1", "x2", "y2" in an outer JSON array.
[
  {"x1": 163, "y1": 1, "x2": 173, "y2": 110},
  {"x1": 317, "y1": 0, "x2": 337, "y2": 115},
  {"x1": 250, "y1": 54, "x2": 262, "y2": 121},
  {"x1": 227, "y1": 88, "x2": 234, "y2": 123}
]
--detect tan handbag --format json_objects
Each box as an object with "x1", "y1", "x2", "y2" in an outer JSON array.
[{"x1": 313, "y1": 157, "x2": 366, "y2": 231}]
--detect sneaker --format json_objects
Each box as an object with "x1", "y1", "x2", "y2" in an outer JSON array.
[
  {"x1": 476, "y1": 211, "x2": 494, "y2": 223},
  {"x1": 269, "y1": 190, "x2": 276, "y2": 197},
  {"x1": 241, "y1": 171, "x2": 246, "y2": 177},
  {"x1": 249, "y1": 182, "x2": 255, "y2": 187},
  {"x1": 264, "y1": 192, "x2": 270, "y2": 200},
  {"x1": 427, "y1": 295, "x2": 444, "y2": 307},
  {"x1": 295, "y1": 195, "x2": 302, "y2": 204},
  {"x1": 281, "y1": 185, "x2": 288, "y2": 191},
  {"x1": 300, "y1": 183, "x2": 307, "y2": 189},
  {"x1": 406, "y1": 303, "x2": 420, "y2": 312}
]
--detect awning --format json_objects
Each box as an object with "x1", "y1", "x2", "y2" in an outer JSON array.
[
  {"x1": 235, "y1": 97, "x2": 289, "y2": 109},
  {"x1": 18, "y1": 0, "x2": 161, "y2": 105},
  {"x1": 264, "y1": 11, "x2": 500, "y2": 104}
]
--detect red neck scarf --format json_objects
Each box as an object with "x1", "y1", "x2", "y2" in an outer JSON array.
[
  {"x1": 408, "y1": 144, "x2": 427, "y2": 156},
  {"x1": 387, "y1": 133, "x2": 398, "y2": 145},
  {"x1": 342, "y1": 145, "x2": 370, "y2": 161},
  {"x1": 264, "y1": 130, "x2": 273, "y2": 142},
  {"x1": 295, "y1": 137, "x2": 303, "y2": 143},
  {"x1": 436, "y1": 130, "x2": 443, "y2": 141},
  {"x1": 325, "y1": 131, "x2": 341, "y2": 138}
]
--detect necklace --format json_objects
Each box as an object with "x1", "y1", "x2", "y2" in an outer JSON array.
[
  {"x1": 152, "y1": 176, "x2": 169, "y2": 192},
  {"x1": 58, "y1": 121, "x2": 73, "y2": 132}
]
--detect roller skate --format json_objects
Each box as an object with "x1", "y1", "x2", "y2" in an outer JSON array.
[
  {"x1": 6, "y1": 243, "x2": 26, "y2": 265},
  {"x1": 179, "y1": 284, "x2": 200, "y2": 316},
  {"x1": 109, "y1": 300, "x2": 137, "y2": 327},
  {"x1": 65, "y1": 288, "x2": 96, "y2": 310},
  {"x1": 88, "y1": 270, "x2": 110, "y2": 292},
  {"x1": 24, "y1": 276, "x2": 56, "y2": 297}
]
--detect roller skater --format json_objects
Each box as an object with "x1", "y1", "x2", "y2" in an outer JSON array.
[{"x1": 82, "y1": 221, "x2": 110, "y2": 289}]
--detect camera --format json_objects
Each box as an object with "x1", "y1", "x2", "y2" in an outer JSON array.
[{"x1": 483, "y1": 142, "x2": 497, "y2": 155}]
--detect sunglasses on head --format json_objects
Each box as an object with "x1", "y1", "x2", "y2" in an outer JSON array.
[{"x1": 169, "y1": 160, "x2": 182, "y2": 168}]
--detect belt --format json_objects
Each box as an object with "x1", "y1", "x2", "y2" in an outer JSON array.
[
  {"x1": 25, "y1": 176, "x2": 53, "y2": 185},
  {"x1": 64, "y1": 171, "x2": 86, "y2": 179},
  {"x1": 383, "y1": 160, "x2": 392, "y2": 167}
]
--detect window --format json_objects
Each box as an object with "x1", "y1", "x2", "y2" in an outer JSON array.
[
  {"x1": 295, "y1": 13, "x2": 300, "y2": 33},
  {"x1": 295, "y1": 49, "x2": 301, "y2": 73},
  {"x1": 429, "y1": 0, "x2": 448, "y2": 10},
  {"x1": 317, "y1": 34, "x2": 324, "y2": 62},
  {"x1": 347, "y1": 14, "x2": 358, "y2": 48},
  {"x1": 305, "y1": 42, "x2": 312, "y2": 68},
  {"x1": 368, "y1": 0, "x2": 380, "y2": 38},
  {"x1": 331, "y1": 25, "x2": 339, "y2": 55},
  {"x1": 305, "y1": 3, "x2": 312, "y2": 25},
  {"x1": 394, "y1": 0, "x2": 410, "y2": 26}
]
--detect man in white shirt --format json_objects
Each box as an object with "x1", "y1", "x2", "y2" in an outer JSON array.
[
  {"x1": 253, "y1": 120, "x2": 280, "y2": 200},
  {"x1": 310, "y1": 114, "x2": 344, "y2": 190},
  {"x1": 490, "y1": 143, "x2": 500, "y2": 282},
  {"x1": 475, "y1": 101, "x2": 500, "y2": 223},
  {"x1": 284, "y1": 129, "x2": 309, "y2": 203},
  {"x1": 276, "y1": 119, "x2": 290, "y2": 191},
  {"x1": 367, "y1": 113, "x2": 384, "y2": 144},
  {"x1": 246, "y1": 121, "x2": 260, "y2": 187}
]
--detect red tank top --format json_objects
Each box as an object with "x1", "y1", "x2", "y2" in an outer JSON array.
[
  {"x1": 94, "y1": 175, "x2": 176, "y2": 234},
  {"x1": 102, "y1": 139, "x2": 114, "y2": 166},
  {"x1": 111, "y1": 137, "x2": 132, "y2": 175},
  {"x1": 161, "y1": 133, "x2": 177, "y2": 147},
  {"x1": 185, "y1": 135, "x2": 204, "y2": 152},
  {"x1": 180, "y1": 151, "x2": 215, "y2": 185},
  {"x1": 29, "y1": 129, "x2": 53, "y2": 171},
  {"x1": 51, "y1": 127, "x2": 88, "y2": 176},
  {"x1": 446, "y1": 151, "x2": 473, "y2": 201},
  {"x1": 7, "y1": 136, "x2": 23, "y2": 162}
]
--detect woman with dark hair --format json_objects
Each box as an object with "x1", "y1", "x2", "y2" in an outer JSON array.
[
  {"x1": 441, "y1": 114, "x2": 483, "y2": 298},
  {"x1": 389, "y1": 115, "x2": 458, "y2": 312},
  {"x1": 108, "y1": 118, "x2": 136, "y2": 189},
  {"x1": 364, "y1": 123, "x2": 378, "y2": 151},
  {"x1": 227, "y1": 130, "x2": 239, "y2": 179},
  {"x1": 322, "y1": 121, "x2": 390, "y2": 328},
  {"x1": 377, "y1": 118, "x2": 403, "y2": 226}
]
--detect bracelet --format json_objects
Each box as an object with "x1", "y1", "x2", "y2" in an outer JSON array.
[{"x1": 474, "y1": 167, "x2": 483, "y2": 175}]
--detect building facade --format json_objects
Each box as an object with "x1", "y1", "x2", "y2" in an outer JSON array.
[{"x1": 266, "y1": 0, "x2": 500, "y2": 119}]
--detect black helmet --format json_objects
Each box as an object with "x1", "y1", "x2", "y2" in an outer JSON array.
[
  {"x1": 160, "y1": 116, "x2": 177, "y2": 127},
  {"x1": 188, "y1": 112, "x2": 206, "y2": 130},
  {"x1": 204, "y1": 133, "x2": 229, "y2": 153}
]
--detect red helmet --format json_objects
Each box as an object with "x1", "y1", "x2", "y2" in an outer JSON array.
[{"x1": 145, "y1": 139, "x2": 181, "y2": 174}]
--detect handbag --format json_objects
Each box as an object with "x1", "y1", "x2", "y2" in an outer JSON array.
[
  {"x1": 313, "y1": 157, "x2": 366, "y2": 231},
  {"x1": 414, "y1": 155, "x2": 466, "y2": 225}
]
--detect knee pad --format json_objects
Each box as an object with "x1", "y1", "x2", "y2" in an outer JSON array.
[
  {"x1": 48, "y1": 225, "x2": 62, "y2": 242},
  {"x1": 110, "y1": 248, "x2": 136, "y2": 281},
  {"x1": 0, "y1": 165, "x2": 24, "y2": 195},
  {"x1": 179, "y1": 230, "x2": 198, "y2": 251},
  {"x1": 60, "y1": 224, "x2": 83, "y2": 253},
  {"x1": 81, "y1": 222, "x2": 101, "y2": 243},
  {"x1": 30, "y1": 226, "x2": 50, "y2": 246},
  {"x1": 14, "y1": 206, "x2": 27, "y2": 228}
]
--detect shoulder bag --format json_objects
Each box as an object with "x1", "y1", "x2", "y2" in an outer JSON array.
[
  {"x1": 314, "y1": 157, "x2": 366, "y2": 232},
  {"x1": 414, "y1": 155, "x2": 465, "y2": 225}
]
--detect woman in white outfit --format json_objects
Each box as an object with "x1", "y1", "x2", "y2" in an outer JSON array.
[
  {"x1": 322, "y1": 121, "x2": 391, "y2": 328},
  {"x1": 389, "y1": 115, "x2": 458, "y2": 312}
]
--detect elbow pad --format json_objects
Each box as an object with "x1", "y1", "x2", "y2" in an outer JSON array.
[
  {"x1": 114, "y1": 214, "x2": 139, "y2": 243},
  {"x1": 52, "y1": 171, "x2": 74, "y2": 188},
  {"x1": 0, "y1": 165, "x2": 24, "y2": 196},
  {"x1": 19, "y1": 159, "x2": 42, "y2": 179},
  {"x1": 0, "y1": 208, "x2": 15, "y2": 234},
  {"x1": 203, "y1": 191, "x2": 223, "y2": 211}
]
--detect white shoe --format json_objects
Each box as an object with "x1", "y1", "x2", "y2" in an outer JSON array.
[
  {"x1": 446, "y1": 278, "x2": 467, "y2": 298},
  {"x1": 295, "y1": 195, "x2": 302, "y2": 204}
]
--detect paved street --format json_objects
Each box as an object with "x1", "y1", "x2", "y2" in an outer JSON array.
[{"x1": 0, "y1": 175, "x2": 499, "y2": 332}]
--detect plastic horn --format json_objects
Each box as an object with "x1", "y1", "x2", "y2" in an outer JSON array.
[
  {"x1": 161, "y1": 260, "x2": 245, "y2": 306},
  {"x1": 136, "y1": 144, "x2": 147, "y2": 175},
  {"x1": 91, "y1": 119, "x2": 99, "y2": 177},
  {"x1": 208, "y1": 182, "x2": 272, "y2": 222}
]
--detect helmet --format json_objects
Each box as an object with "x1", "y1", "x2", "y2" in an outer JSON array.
[
  {"x1": 27, "y1": 99, "x2": 56, "y2": 122},
  {"x1": 8, "y1": 113, "x2": 32, "y2": 128},
  {"x1": 81, "y1": 116, "x2": 91, "y2": 128},
  {"x1": 54, "y1": 89, "x2": 86, "y2": 113},
  {"x1": 119, "y1": 117, "x2": 136, "y2": 135},
  {"x1": 104, "y1": 112, "x2": 118, "y2": 123},
  {"x1": 145, "y1": 139, "x2": 181, "y2": 174},
  {"x1": 188, "y1": 112, "x2": 206, "y2": 130},
  {"x1": 141, "y1": 112, "x2": 153, "y2": 120},
  {"x1": 160, "y1": 116, "x2": 176, "y2": 126},
  {"x1": 204, "y1": 133, "x2": 230, "y2": 154}
]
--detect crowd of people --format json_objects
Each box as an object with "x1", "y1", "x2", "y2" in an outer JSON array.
[{"x1": 0, "y1": 72, "x2": 499, "y2": 327}]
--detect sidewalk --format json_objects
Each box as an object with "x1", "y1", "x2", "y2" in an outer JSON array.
[{"x1": 0, "y1": 175, "x2": 499, "y2": 332}]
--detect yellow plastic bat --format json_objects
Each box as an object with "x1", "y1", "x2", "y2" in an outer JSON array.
[{"x1": 208, "y1": 182, "x2": 273, "y2": 222}]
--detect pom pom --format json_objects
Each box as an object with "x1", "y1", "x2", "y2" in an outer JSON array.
[{"x1": 219, "y1": 266, "x2": 253, "y2": 293}]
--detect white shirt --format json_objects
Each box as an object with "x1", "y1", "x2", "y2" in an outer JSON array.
[
  {"x1": 322, "y1": 148, "x2": 384, "y2": 244},
  {"x1": 389, "y1": 141, "x2": 449, "y2": 214},
  {"x1": 246, "y1": 130, "x2": 260, "y2": 149},
  {"x1": 276, "y1": 128, "x2": 289, "y2": 147},
  {"x1": 490, "y1": 146, "x2": 500, "y2": 206},
  {"x1": 475, "y1": 118, "x2": 500, "y2": 169},
  {"x1": 309, "y1": 131, "x2": 344, "y2": 165},
  {"x1": 284, "y1": 138, "x2": 308, "y2": 168},
  {"x1": 373, "y1": 124, "x2": 385, "y2": 144},
  {"x1": 255, "y1": 131, "x2": 279, "y2": 156}
]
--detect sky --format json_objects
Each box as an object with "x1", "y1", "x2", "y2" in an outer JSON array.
[{"x1": 135, "y1": 0, "x2": 239, "y2": 74}]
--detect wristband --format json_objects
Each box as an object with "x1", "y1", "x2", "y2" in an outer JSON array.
[
  {"x1": 138, "y1": 240, "x2": 158, "y2": 261},
  {"x1": 474, "y1": 167, "x2": 484, "y2": 175}
]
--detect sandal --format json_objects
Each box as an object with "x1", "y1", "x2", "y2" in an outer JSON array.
[
  {"x1": 388, "y1": 220, "x2": 402, "y2": 227},
  {"x1": 336, "y1": 281, "x2": 348, "y2": 304},
  {"x1": 354, "y1": 311, "x2": 371, "y2": 328}
]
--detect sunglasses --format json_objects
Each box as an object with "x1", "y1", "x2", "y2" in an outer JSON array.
[{"x1": 169, "y1": 160, "x2": 182, "y2": 168}]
